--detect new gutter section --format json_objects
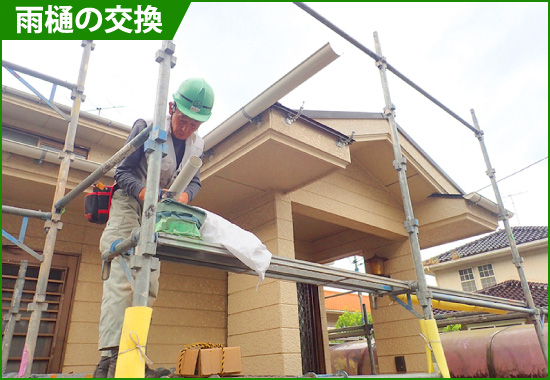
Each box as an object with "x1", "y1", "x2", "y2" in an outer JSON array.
[
  {"x1": 203, "y1": 43, "x2": 340, "y2": 151},
  {"x1": 2, "y1": 138, "x2": 115, "y2": 177}
]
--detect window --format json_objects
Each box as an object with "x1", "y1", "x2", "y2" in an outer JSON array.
[
  {"x1": 2, "y1": 249, "x2": 79, "y2": 374},
  {"x1": 2, "y1": 125, "x2": 89, "y2": 160},
  {"x1": 478, "y1": 263, "x2": 497, "y2": 288},
  {"x1": 458, "y1": 268, "x2": 477, "y2": 292}
]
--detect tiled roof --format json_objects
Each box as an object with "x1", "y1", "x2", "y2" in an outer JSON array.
[
  {"x1": 425, "y1": 226, "x2": 548, "y2": 265},
  {"x1": 433, "y1": 280, "x2": 548, "y2": 316},
  {"x1": 324, "y1": 290, "x2": 371, "y2": 313},
  {"x1": 476, "y1": 280, "x2": 548, "y2": 307}
]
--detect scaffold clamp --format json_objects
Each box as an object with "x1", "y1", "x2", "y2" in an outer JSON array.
[{"x1": 404, "y1": 219, "x2": 419, "y2": 233}]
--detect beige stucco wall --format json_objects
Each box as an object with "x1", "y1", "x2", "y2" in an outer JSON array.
[
  {"x1": 288, "y1": 163, "x2": 428, "y2": 374},
  {"x1": 289, "y1": 162, "x2": 407, "y2": 245},
  {"x1": 223, "y1": 191, "x2": 302, "y2": 376},
  {"x1": 431, "y1": 241, "x2": 548, "y2": 290},
  {"x1": 365, "y1": 241, "x2": 428, "y2": 374}
]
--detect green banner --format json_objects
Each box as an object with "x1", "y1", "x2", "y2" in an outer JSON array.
[{"x1": 1, "y1": 0, "x2": 191, "y2": 40}]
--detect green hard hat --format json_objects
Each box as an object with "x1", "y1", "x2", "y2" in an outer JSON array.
[{"x1": 172, "y1": 78, "x2": 215, "y2": 122}]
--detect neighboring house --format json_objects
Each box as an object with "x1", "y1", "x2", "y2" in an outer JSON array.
[
  {"x1": 3, "y1": 67, "x2": 503, "y2": 376},
  {"x1": 324, "y1": 290, "x2": 371, "y2": 328},
  {"x1": 424, "y1": 226, "x2": 548, "y2": 330},
  {"x1": 434, "y1": 280, "x2": 548, "y2": 330},
  {"x1": 423, "y1": 226, "x2": 548, "y2": 291}
]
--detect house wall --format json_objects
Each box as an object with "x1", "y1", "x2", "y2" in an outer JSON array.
[
  {"x1": 223, "y1": 191, "x2": 302, "y2": 376},
  {"x1": 364, "y1": 241, "x2": 428, "y2": 374},
  {"x1": 288, "y1": 165, "x2": 428, "y2": 374},
  {"x1": 432, "y1": 242, "x2": 548, "y2": 291},
  {"x1": 289, "y1": 162, "x2": 407, "y2": 245}
]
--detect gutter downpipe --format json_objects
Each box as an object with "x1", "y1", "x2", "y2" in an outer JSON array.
[{"x1": 203, "y1": 43, "x2": 340, "y2": 151}]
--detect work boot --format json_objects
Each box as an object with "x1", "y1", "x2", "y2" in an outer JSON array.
[
  {"x1": 92, "y1": 356, "x2": 110, "y2": 378},
  {"x1": 107, "y1": 347, "x2": 119, "y2": 378},
  {"x1": 145, "y1": 365, "x2": 171, "y2": 378}
]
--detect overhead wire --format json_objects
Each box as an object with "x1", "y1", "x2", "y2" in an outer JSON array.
[{"x1": 475, "y1": 156, "x2": 548, "y2": 192}]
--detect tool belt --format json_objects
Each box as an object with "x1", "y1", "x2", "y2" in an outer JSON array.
[{"x1": 85, "y1": 182, "x2": 117, "y2": 224}]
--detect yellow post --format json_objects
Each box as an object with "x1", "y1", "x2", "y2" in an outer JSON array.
[
  {"x1": 418, "y1": 319, "x2": 434, "y2": 373},
  {"x1": 114, "y1": 306, "x2": 153, "y2": 378},
  {"x1": 423, "y1": 318, "x2": 450, "y2": 378}
]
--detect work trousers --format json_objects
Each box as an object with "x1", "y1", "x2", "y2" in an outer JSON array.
[{"x1": 98, "y1": 189, "x2": 160, "y2": 351}]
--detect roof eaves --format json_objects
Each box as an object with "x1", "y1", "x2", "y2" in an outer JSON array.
[
  {"x1": 300, "y1": 107, "x2": 465, "y2": 195},
  {"x1": 2, "y1": 85, "x2": 131, "y2": 132}
]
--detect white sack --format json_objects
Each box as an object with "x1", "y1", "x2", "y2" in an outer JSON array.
[{"x1": 198, "y1": 208, "x2": 272, "y2": 282}]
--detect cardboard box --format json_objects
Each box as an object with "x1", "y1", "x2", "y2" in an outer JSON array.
[
  {"x1": 198, "y1": 347, "x2": 242, "y2": 376},
  {"x1": 176, "y1": 348, "x2": 200, "y2": 376},
  {"x1": 176, "y1": 346, "x2": 242, "y2": 377}
]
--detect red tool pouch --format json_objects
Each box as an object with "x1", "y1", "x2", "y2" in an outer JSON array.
[{"x1": 84, "y1": 183, "x2": 116, "y2": 224}]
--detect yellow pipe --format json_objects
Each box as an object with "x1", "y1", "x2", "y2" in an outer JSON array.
[
  {"x1": 422, "y1": 318, "x2": 450, "y2": 378},
  {"x1": 397, "y1": 294, "x2": 508, "y2": 315},
  {"x1": 418, "y1": 319, "x2": 434, "y2": 373},
  {"x1": 115, "y1": 306, "x2": 153, "y2": 378}
]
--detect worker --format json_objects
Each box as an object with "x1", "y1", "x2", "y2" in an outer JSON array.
[{"x1": 93, "y1": 78, "x2": 215, "y2": 378}]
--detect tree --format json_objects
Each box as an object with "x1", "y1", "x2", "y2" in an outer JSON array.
[
  {"x1": 335, "y1": 309, "x2": 372, "y2": 329},
  {"x1": 442, "y1": 324, "x2": 462, "y2": 332}
]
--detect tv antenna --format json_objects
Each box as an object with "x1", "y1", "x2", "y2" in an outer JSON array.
[
  {"x1": 85, "y1": 105, "x2": 125, "y2": 116},
  {"x1": 504, "y1": 191, "x2": 527, "y2": 225}
]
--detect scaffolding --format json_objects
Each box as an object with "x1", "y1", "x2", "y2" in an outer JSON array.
[{"x1": 1, "y1": 8, "x2": 548, "y2": 377}]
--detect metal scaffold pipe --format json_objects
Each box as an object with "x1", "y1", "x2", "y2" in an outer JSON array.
[
  {"x1": 2, "y1": 206, "x2": 51, "y2": 220},
  {"x1": 372, "y1": 32, "x2": 434, "y2": 321},
  {"x1": 2, "y1": 261, "x2": 28, "y2": 373},
  {"x1": 293, "y1": 2, "x2": 478, "y2": 134},
  {"x1": 53, "y1": 124, "x2": 153, "y2": 211},
  {"x1": 19, "y1": 40, "x2": 94, "y2": 378},
  {"x1": 132, "y1": 40, "x2": 176, "y2": 307},
  {"x1": 471, "y1": 109, "x2": 548, "y2": 369},
  {"x1": 431, "y1": 292, "x2": 537, "y2": 315},
  {"x1": 2, "y1": 59, "x2": 78, "y2": 91}
]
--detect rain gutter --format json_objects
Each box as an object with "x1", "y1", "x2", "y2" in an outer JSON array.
[
  {"x1": 2, "y1": 138, "x2": 115, "y2": 177},
  {"x1": 464, "y1": 192, "x2": 514, "y2": 217},
  {"x1": 203, "y1": 43, "x2": 340, "y2": 151}
]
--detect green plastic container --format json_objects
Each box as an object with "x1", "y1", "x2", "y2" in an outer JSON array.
[
  {"x1": 154, "y1": 199, "x2": 207, "y2": 239},
  {"x1": 155, "y1": 216, "x2": 201, "y2": 239},
  {"x1": 156, "y1": 199, "x2": 206, "y2": 226}
]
